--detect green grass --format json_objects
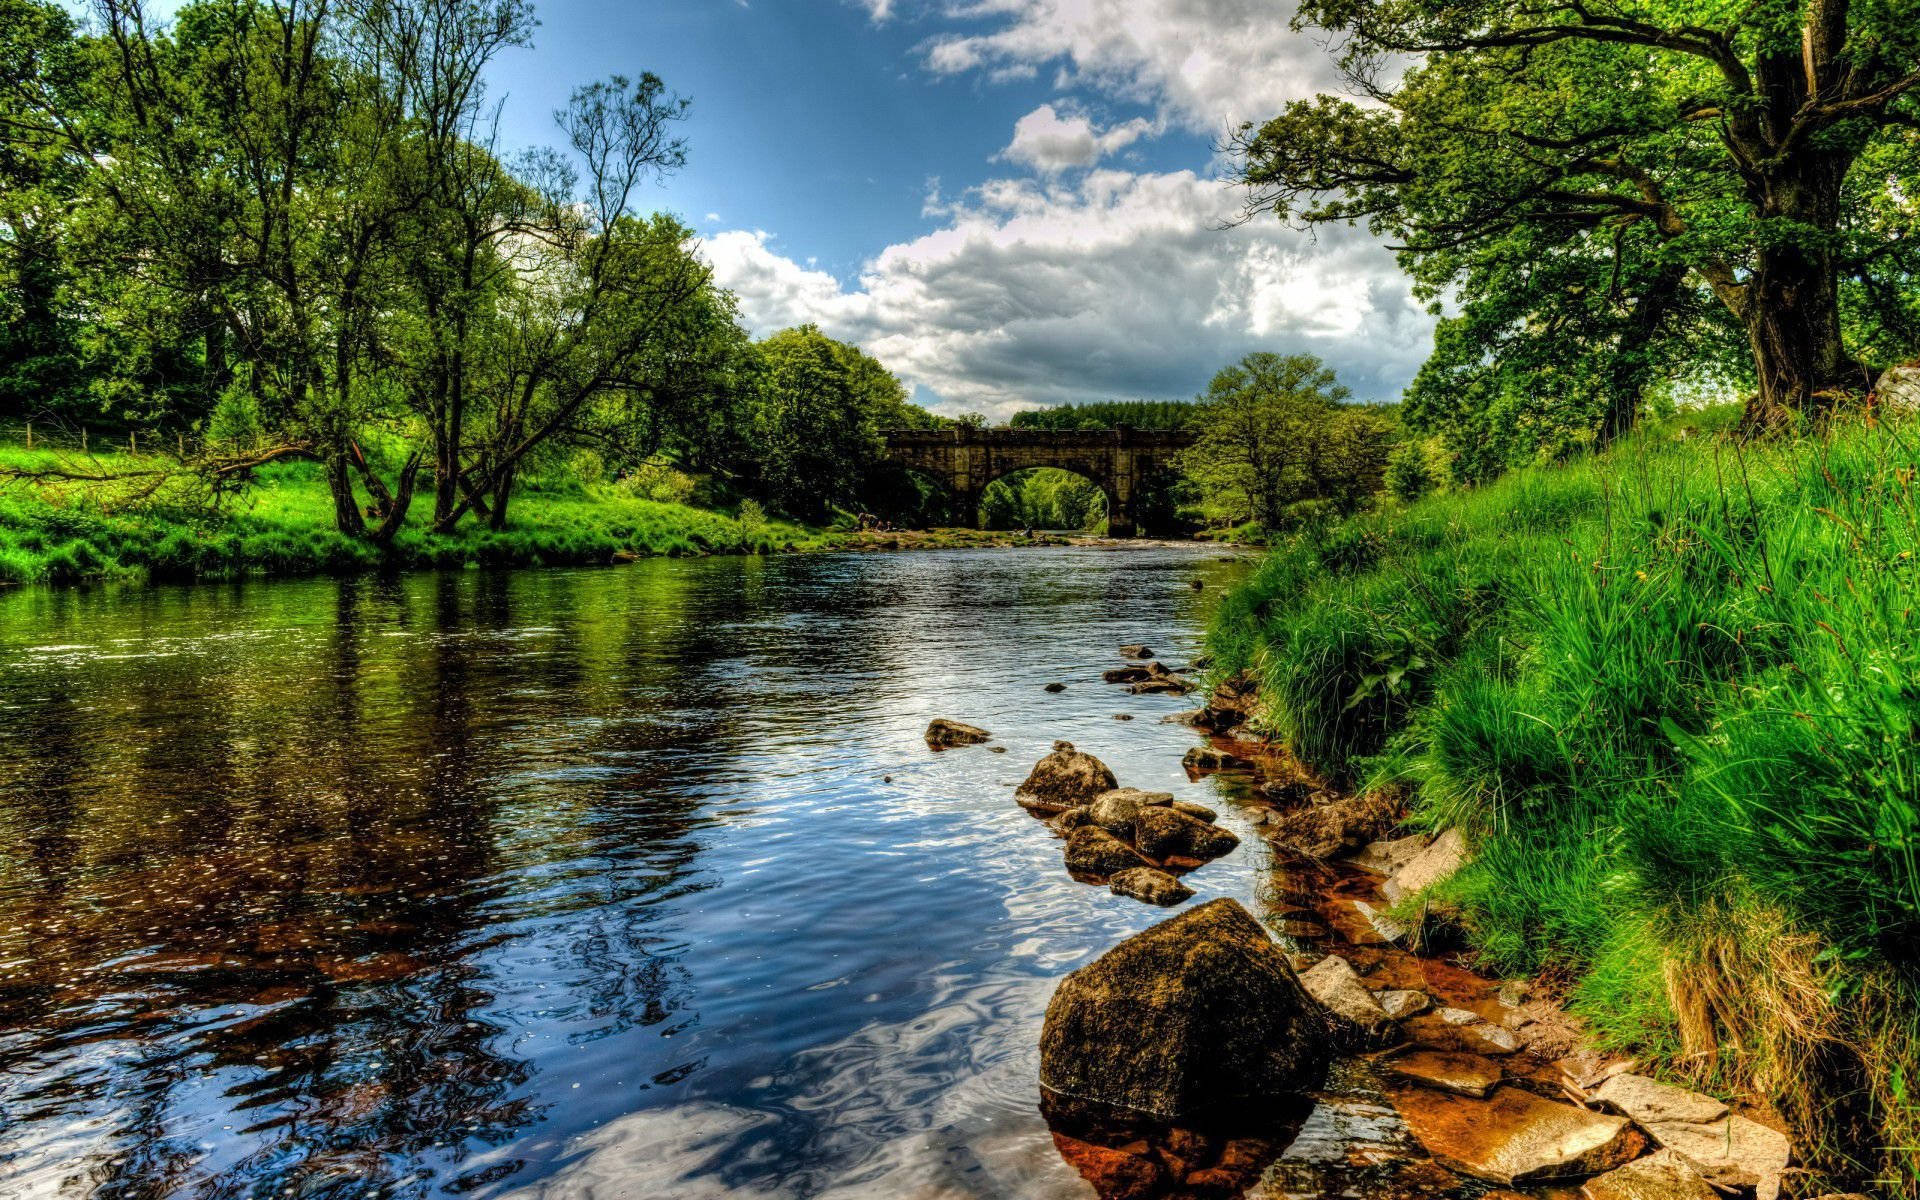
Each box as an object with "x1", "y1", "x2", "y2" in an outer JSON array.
[
  {"x1": 0, "y1": 446, "x2": 828, "y2": 586},
  {"x1": 1210, "y1": 406, "x2": 1920, "y2": 1190}
]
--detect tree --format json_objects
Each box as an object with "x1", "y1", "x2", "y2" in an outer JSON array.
[
  {"x1": 744, "y1": 326, "x2": 916, "y2": 519},
  {"x1": 1181, "y1": 352, "x2": 1389, "y2": 526},
  {"x1": 1238, "y1": 1, "x2": 1920, "y2": 431}
]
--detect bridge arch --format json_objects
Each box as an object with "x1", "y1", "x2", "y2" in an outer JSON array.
[{"x1": 879, "y1": 426, "x2": 1193, "y2": 538}]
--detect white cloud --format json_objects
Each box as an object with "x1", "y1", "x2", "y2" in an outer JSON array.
[
  {"x1": 703, "y1": 170, "x2": 1432, "y2": 419},
  {"x1": 999, "y1": 104, "x2": 1157, "y2": 173},
  {"x1": 918, "y1": 0, "x2": 1343, "y2": 130}
]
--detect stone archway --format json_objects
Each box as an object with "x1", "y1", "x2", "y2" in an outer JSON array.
[{"x1": 879, "y1": 427, "x2": 1193, "y2": 538}]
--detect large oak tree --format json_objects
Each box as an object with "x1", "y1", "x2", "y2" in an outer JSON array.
[{"x1": 1238, "y1": 0, "x2": 1920, "y2": 431}]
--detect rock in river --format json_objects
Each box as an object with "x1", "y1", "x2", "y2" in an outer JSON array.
[
  {"x1": 1134, "y1": 806, "x2": 1239, "y2": 862},
  {"x1": 1581, "y1": 1149, "x2": 1722, "y2": 1200},
  {"x1": 1590, "y1": 1073, "x2": 1790, "y2": 1198},
  {"x1": 1039, "y1": 898, "x2": 1329, "y2": 1120},
  {"x1": 924, "y1": 718, "x2": 991, "y2": 749},
  {"x1": 1389, "y1": 1084, "x2": 1643, "y2": 1186},
  {"x1": 1183, "y1": 744, "x2": 1253, "y2": 772},
  {"x1": 1087, "y1": 787, "x2": 1174, "y2": 836},
  {"x1": 1016, "y1": 741, "x2": 1119, "y2": 816},
  {"x1": 1108, "y1": 867, "x2": 1193, "y2": 907},
  {"x1": 1299, "y1": 953, "x2": 1401, "y2": 1048},
  {"x1": 1064, "y1": 826, "x2": 1154, "y2": 876},
  {"x1": 1119, "y1": 644, "x2": 1154, "y2": 659}
]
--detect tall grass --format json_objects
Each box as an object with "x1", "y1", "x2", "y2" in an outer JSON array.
[
  {"x1": 0, "y1": 448, "x2": 820, "y2": 586},
  {"x1": 1211, "y1": 408, "x2": 1920, "y2": 1189}
]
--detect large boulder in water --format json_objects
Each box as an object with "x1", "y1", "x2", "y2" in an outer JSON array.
[
  {"x1": 1016, "y1": 741, "x2": 1119, "y2": 816},
  {"x1": 1064, "y1": 826, "x2": 1155, "y2": 876},
  {"x1": 924, "y1": 718, "x2": 991, "y2": 749},
  {"x1": 1087, "y1": 788, "x2": 1174, "y2": 836},
  {"x1": 1039, "y1": 898, "x2": 1329, "y2": 1120},
  {"x1": 1134, "y1": 806, "x2": 1239, "y2": 863}
]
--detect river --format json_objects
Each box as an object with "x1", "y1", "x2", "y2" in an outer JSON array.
[{"x1": 0, "y1": 546, "x2": 1281, "y2": 1200}]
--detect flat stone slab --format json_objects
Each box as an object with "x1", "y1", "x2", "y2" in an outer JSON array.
[
  {"x1": 1589, "y1": 1073, "x2": 1788, "y2": 1198},
  {"x1": 1590, "y1": 1073, "x2": 1728, "y2": 1126},
  {"x1": 1404, "y1": 1013, "x2": 1521, "y2": 1056},
  {"x1": 1300, "y1": 954, "x2": 1400, "y2": 1047},
  {"x1": 1375, "y1": 988, "x2": 1430, "y2": 1019},
  {"x1": 1379, "y1": 1048, "x2": 1503, "y2": 1098},
  {"x1": 1389, "y1": 1085, "x2": 1644, "y2": 1186},
  {"x1": 1383, "y1": 827, "x2": 1468, "y2": 905},
  {"x1": 1580, "y1": 1148, "x2": 1720, "y2": 1200},
  {"x1": 1350, "y1": 832, "x2": 1430, "y2": 876},
  {"x1": 1354, "y1": 898, "x2": 1415, "y2": 946}
]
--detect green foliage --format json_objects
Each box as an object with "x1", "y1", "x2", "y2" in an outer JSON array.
[
  {"x1": 1007, "y1": 400, "x2": 1195, "y2": 430},
  {"x1": 1181, "y1": 352, "x2": 1392, "y2": 527},
  {"x1": 0, "y1": 446, "x2": 815, "y2": 584},
  {"x1": 1239, "y1": 0, "x2": 1920, "y2": 436},
  {"x1": 979, "y1": 468, "x2": 1107, "y2": 532},
  {"x1": 1211, "y1": 410, "x2": 1920, "y2": 1183}
]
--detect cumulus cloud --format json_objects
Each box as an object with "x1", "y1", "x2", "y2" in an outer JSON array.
[
  {"x1": 999, "y1": 104, "x2": 1157, "y2": 172},
  {"x1": 919, "y1": 0, "x2": 1344, "y2": 130},
  {"x1": 703, "y1": 170, "x2": 1432, "y2": 419}
]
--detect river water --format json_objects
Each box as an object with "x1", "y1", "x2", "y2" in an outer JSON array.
[{"x1": 0, "y1": 546, "x2": 1277, "y2": 1200}]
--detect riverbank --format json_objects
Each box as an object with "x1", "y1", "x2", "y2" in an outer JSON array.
[
  {"x1": 0, "y1": 447, "x2": 1082, "y2": 587},
  {"x1": 1203, "y1": 406, "x2": 1918, "y2": 1191}
]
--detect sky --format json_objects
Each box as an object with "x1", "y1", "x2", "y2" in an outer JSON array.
[{"x1": 120, "y1": 0, "x2": 1441, "y2": 419}]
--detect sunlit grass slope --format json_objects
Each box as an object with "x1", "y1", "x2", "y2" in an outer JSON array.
[
  {"x1": 0, "y1": 447, "x2": 820, "y2": 585},
  {"x1": 1210, "y1": 406, "x2": 1920, "y2": 1188}
]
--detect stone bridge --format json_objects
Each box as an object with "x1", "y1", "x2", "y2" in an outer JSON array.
[{"x1": 879, "y1": 426, "x2": 1194, "y2": 537}]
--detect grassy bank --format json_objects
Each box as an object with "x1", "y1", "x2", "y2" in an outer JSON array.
[
  {"x1": 1210, "y1": 408, "x2": 1920, "y2": 1189},
  {"x1": 0, "y1": 445, "x2": 827, "y2": 586}
]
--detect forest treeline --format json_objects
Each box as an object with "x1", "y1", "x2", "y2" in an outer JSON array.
[{"x1": 0, "y1": 0, "x2": 949, "y2": 540}]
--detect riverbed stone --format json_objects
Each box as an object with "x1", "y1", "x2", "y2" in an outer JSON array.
[
  {"x1": 1591, "y1": 1074, "x2": 1790, "y2": 1198},
  {"x1": 1064, "y1": 826, "x2": 1155, "y2": 877},
  {"x1": 1379, "y1": 1048, "x2": 1503, "y2": 1098},
  {"x1": 1182, "y1": 745, "x2": 1253, "y2": 772},
  {"x1": 1404, "y1": 1013, "x2": 1521, "y2": 1056},
  {"x1": 1044, "y1": 682, "x2": 1067, "y2": 693},
  {"x1": 1119, "y1": 644, "x2": 1154, "y2": 659},
  {"x1": 1390, "y1": 1085, "x2": 1644, "y2": 1186},
  {"x1": 1129, "y1": 676, "x2": 1195, "y2": 695},
  {"x1": 924, "y1": 718, "x2": 991, "y2": 748},
  {"x1": 1376, "y1": 988, "x2": 1431, "y2": 1019},
  {"x1": 1038, "y1": 898, "x2": 1329, "y2": 1120},
  {"x1": 1351, "y1": 832, "x2": 1431, "y2": 876},
  {"x1": 1087, "y1": 788, "x2": 1174, "y2": 836},
  {"x1": 1589, "y1": 1073, "x2": 1727, "y2": 1126},
  {"x1": 1264, "y1": 789, "x2": 1400, "y2": 859},
  {"x1": 1354, "y1": 898, "x2": 1416, "y2": 947},
  {"x1": 1049, "y1": 806, "x2": 1093, "y2": 835},
  {"x1": 1300, "y1": 953, "x2": 1401, "y2": 1048},
  {"x1": 1383, "y1": 827, "x2": 1469, "y2": 904},
  {"x1": 1016, "y1": 741, "x2": 1119, "y2": 816},
  {"x1": 1134, "y1": 806, "x2": 1240, "y2": 862},
  {"x1": 1580, "y1": 1149, "x2": 1721, "y2": 1200},
  {"x1": 1108, "y1": 867, "x2": 1193, "y2": 907},
  {"x1": 1103, "y1": 665, "x2": 1153, "y2": 684},
  {"x1": 1170, "y1": 799, "x2": 1217, "y2": 822}
]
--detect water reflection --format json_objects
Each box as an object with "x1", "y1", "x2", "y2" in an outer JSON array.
[{"x1": 0, "y1": 548, "x2": 1252, "y2": 1198}]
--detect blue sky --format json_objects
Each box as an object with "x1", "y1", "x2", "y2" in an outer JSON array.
[
  {"x1": 101, "y1": 0, "x2": 1437, "y2": 417},
  {"x1": 474, "y1": 1, "x2": 1437, "y2": 417}
]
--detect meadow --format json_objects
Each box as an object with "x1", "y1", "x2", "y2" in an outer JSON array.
[
  {"x1": 0, "y1": 445, "x2": 824, "y2": 586},
  {"x1": 1209, "y1": 406, "x2": 1920, "y2": 1187}
]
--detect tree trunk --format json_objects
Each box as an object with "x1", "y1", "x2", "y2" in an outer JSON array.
[
  {"x1": 487, "y1": 465, "x2": 514, "y2": 531},
  {"x1": 326, "y1": 446, "x2": 366, "y2": 536},
  {"x1": 1599, "y1": 262, "x2": 1689, "y2": 443},
  {"x1": 1735, "y1": 154, "x2": 1860, "y2": 431}
]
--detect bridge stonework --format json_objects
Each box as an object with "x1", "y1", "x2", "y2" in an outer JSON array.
[{"x1": 879, "y1": 426, "x2": 1194, "y2": 538}]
